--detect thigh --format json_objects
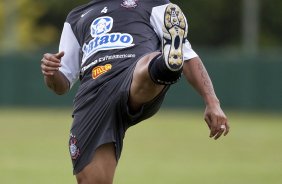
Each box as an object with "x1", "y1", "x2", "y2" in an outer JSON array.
[
  {"x1": 76, "y1": 143, "x2": 117, "y2": 184},
  {"x1": 129, "y1": 52, "x2": 165, "y2": 112}
]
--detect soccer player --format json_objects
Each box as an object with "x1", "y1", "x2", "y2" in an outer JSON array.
[{"x1": 41, "y1": 1, "x2": 230, "y2": 184}]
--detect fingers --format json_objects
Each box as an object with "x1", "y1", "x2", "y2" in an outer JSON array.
[
  {"x1": 209, "y1": 115, "x2": 218, "y2": 138},
  {"x1": 204, "y1": 116, "x2": 211, "y2": 130},
  {"x1": 44, "y1": 52, "x2": 63, "y2": 63},
  {"x1": 205, "y1": 113, "x2": 230, "y2": 140},
  {"x1": 224, "y1": 122, "x2": 230, "y2": 136},
  {"x1": 41, "y1": 62, "x2": 58, "y2": 76},
  {"x1": 41, "y1": 57, "x2": 61, "y2": 68},
  {"x1": 214, "y1": 125, "x2": 226, "y2": 140},
  {"x1": 41, "y1": 52, "x2": 63, "y2": 76},
  {"x1": 55, "y1": 51, "x2": 65, "y2": 59},
  {"x1": 213, "y1": 121, "x2": 230, "y2": 140}
]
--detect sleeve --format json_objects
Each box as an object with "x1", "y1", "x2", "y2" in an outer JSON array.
[
  {"x1": 58, "y1": 22, "x2": 81, "y2": 89},
  {"x1": 150, "y1": 4, "x2": 198, "y2": 61}
]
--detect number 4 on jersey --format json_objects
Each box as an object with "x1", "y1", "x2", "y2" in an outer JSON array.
[{"x1": 101, "y1": 7, "x2": 108, "y2": 14}]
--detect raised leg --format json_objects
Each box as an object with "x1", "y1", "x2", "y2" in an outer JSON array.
[{"x1": 129, "y1": 3, "x2": 187, "y2": 112}]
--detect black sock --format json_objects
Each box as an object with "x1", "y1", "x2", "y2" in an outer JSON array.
[{"x1": 148, "y1": 54, "x2": 182, "y2": 85}]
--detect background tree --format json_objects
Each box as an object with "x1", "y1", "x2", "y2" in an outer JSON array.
[
  {"x1": 260, "y1": 0, "x2": 282, "y2": 47},
  {"x1": 0, "y1": 0, "x2": 281, "y2": 52}
]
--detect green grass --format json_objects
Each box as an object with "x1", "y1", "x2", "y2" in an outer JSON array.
[{"x1": 0, "y1": 108, "x2": 282, "y2": 184}]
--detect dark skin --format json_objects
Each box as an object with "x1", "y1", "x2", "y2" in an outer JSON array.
[
  {"x1": 41, "y1": 51, "x2": 229, "y2": 184},
  {"x1": 183, "y1": 58, "x2": 230, "y2": 138},
  {"x1": 41, "y1": 52, "x2": 69, "y2": 95}
]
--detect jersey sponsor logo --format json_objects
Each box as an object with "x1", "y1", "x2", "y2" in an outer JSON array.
[
  {"x1": 80, "y1": 54, "x2": 136, "y2": 76},
  {"x1": 92, "y1": 64, "x2": 112, "y2": 79},
  {"x1": 82, "y1": 16, "x2": 135, "y2": 64},
  {"x1": 121, "y1": 0, "x2": 138, "y2": 8},
  {"x1": 69, "y1": 133, "x2": 80, "y2": 160}
]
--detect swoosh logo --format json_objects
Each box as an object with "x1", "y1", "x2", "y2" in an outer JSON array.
[{"x1": 81, "y1": 9, "x2": 93, "y2": 18}]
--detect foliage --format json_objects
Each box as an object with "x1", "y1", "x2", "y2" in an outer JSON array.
[
  {"x1": 0, "y1": 0, "x2": 88, "y2": 51},
  {"x1": 0, "y1": 0, "x2": 281, "y2": 51},
  {"x1": 39, "y1": 0, "x2": 89, "y2": 28},
  {"x1": 16, "y1": 0, "x2": 58, "y2": 49},
  {"x1": 260, "y1": 0, "x2": 282, "y2": 47},
  {"x1": 174, "y1": 0, "x2": 241, "y2": 46},
  {"x1": 0, "y1": 0, "x2": 56, "y2": 50}
]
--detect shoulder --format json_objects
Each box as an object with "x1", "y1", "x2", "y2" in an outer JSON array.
[
  {"x1": 138, "y1": 0, "x2": 170, "y2": 13},
  {"x1": 65, "y1": 2, "x2": 92, "y2": 23}
]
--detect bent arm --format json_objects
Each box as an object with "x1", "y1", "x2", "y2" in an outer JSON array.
[
  {"x1": 42, "y1": 22, "x2": 80, "y2": 95},
  {"x1": 44, "y1": 71, "x2": 69, "y2": 95},
  {"x1": 183, "y1": 57, "x2": 230, "y2": 139},
  {"x1": 41, "y1": 52, "x2": 70, "y2": 95}
]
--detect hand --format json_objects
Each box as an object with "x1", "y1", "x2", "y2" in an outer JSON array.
[
  {"x1": 41, "y1": 51, "x2": 64, "y2": 76},
  {"x1": 204, "y1": 102, "x2": 230, "y2": 140}
]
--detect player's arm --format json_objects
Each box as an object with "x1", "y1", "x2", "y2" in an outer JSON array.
[
  {"x1": 41, "y1": 21, "x2": 80, "y2": 95},
  {"x1": 41, "y1": 51, "x2": 70, "y2": 95},
  {"x1": 183, "y1": 57, "x2": 230, "y2": 139}
]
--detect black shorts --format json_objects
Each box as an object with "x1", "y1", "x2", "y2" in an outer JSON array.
[{"x1": 68, "y1": 59, "x2": 169, "y2": 174}]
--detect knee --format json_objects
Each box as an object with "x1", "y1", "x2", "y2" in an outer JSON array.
[
  {"x1": 132, "y1": 57, "x2": 162, "y2": 94},
  {"x1": 76, "y1": 173, "x2": 113, "y2": 184},
  {"x1": 133, "y1": 52, "x2": 161, "y2": 83}
]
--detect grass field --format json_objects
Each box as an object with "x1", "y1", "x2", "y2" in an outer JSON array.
[{"x1": 0, "y1": 108, "x2": 282, "y2": 184}]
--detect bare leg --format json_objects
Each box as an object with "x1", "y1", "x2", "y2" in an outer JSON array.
[
  {"x1": 76, "y1": 143, "x2": 117, "y2": 184},
  {"x1": 129, "y1": 52, "x2": 165, "y2": 112}
]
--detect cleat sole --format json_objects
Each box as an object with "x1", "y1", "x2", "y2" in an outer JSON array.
[{"x1": 163, "y1": 3, "x2": 187, "y2": 71}]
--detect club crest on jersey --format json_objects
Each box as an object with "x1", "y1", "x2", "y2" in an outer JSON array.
[
  {"x1": 82, "y1": 16, "x2": 135, "y2": 64},
  {"x1": 121, "y1": 0, "x2": 138, "y2": 8},
  {"x1": 90, "y1": 16, "x2": 113, "y2": 37},
  {"x1": 69, "y1": 133, "x2": 80, "y2": 160}
]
